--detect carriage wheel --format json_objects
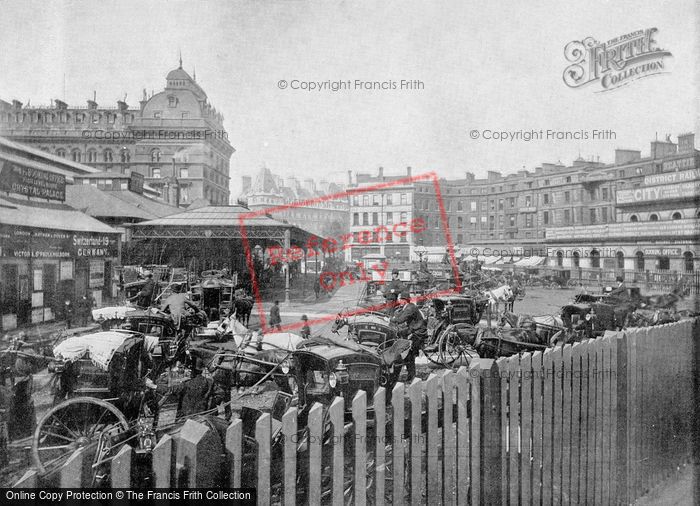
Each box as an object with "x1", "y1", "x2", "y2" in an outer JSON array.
[
  {"x1": 32, "y1": 397, "x2": 129, "y2": 475},
  {"x1": 437, "y1": 328, "x2": 463, "y2": 367}
]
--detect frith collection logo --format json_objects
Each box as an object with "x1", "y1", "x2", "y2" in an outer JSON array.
[{"x1": 563, "y1": 28, "x2": 672, "y2": 92}]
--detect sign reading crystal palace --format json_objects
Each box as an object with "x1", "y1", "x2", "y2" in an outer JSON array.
[{"x1": 0, "y1": 138, "x2": 121, "y2": 331}]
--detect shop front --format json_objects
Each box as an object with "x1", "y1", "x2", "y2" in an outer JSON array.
[{"x1": 0, "y1": 202, "x2": 119, "y2": 331}]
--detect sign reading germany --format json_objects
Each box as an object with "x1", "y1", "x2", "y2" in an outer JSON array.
[{"x1": 0, "y1": 161, "x2": 66, "y2": 201}]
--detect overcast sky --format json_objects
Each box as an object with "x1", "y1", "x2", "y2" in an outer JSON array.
[{"x1": 0, "y1": 0, "x2": 697, "y2": 198}]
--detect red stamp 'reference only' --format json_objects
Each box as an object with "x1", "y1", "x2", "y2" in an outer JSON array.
[{"x1": 239, "y1": 172, "x2": 462, "y2": 333}]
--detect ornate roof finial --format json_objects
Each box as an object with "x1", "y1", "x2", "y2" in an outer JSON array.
[
  {"x1": 193, "y1": 66, "x2": 196, "y2": 81},
  {"x1": 178, "y1": 50, "x2": 182, "y2": 69}
]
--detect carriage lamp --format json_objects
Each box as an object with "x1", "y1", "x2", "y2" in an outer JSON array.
[
  {"x1": 137, "y1": 418, "x2": 156, "y2": 452},
  {"x1": 48, "y1": 361, "x2": 65, "y2": 373},
  {"x1": 328, "y1": 372, "x2": 338, "y2": 388},
  {"x1": 334, "y1": 361, "x2": 349, "y2": 385}
]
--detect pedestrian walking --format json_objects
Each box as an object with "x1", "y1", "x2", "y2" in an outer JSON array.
[
  {"x1": 300, "y1": 314, "x2": 311, "y2": 338},
  {"x1": 269, "y1": 300, "x2": 282, "y2": 330},
  {"x1": 314, "y1": 276, "x2": 321, "y2": 300}
]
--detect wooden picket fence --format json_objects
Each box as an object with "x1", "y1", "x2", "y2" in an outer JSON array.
[{"x1": 15, "y1": 319, "x2": 696, "y2": 505}]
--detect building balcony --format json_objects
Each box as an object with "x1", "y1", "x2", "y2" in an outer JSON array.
[{"x1": 545, "y1": 218, "x2": 699, "y2": 242}]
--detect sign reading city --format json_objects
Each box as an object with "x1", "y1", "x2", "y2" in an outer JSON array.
[
  {"x1": 0, "y1": 161, "x2": 66, "y2": 201},
  {"x1": 563, "y1": 28, "x2": 672, "y2": 92},
  {"x1": 616, "y1": 180, "x2": 700, "y2": 204}
]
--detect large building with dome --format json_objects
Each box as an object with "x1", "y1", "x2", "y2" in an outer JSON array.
[{"x1": 0, "y1": 60, "x2": 234, "y2": 206}]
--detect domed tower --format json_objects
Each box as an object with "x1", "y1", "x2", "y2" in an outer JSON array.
[{"x1": 129, "y1": 57, "x2": 234, "y2": 206}]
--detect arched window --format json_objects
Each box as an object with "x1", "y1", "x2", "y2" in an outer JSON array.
[
  {"x1": 86, "y1": 149, "x2": 97, "y2": 163},
  {"x1": 120, "y1": 149, "x2": 130, "y2": 163},
  {"x1": 56, "y1": 148, "x2": 66, "y2": 158},
  {"x1": 572, "y1": 251, "x2": 580, "y2": 268},
  {"x1": 556, "y1": 251, "x2": 563, "y2": 267},
  {"x1": 684, "y1": 251, "x2": 694, "y2": 272},
  {"x1": 636, "y1": 251, "x2": 645, "y2": 271},
  {"x1": 590, "y1": 249, "x2": 601, "y2": 268},
  {"x1": 630, "y1": 214, "x2": 638, "y2": 222},
  {"x1": 672, "y1": 212, "x2": 682, "y2": 220},
  {"x1": 616, "y1": 251, "x2": 625, "y2": 269},
  {"x1": 649, "y1": 213, "x2": 659, "y2": 221},
  {"x1": 103, "y1": 149, "x2": 113, "y2": 162},
  {"x1": 71, "y1": 149, "x2": 82, "y2": 162},
  {"x1": 151, "y1": 149, "x2": 161, "y2": 162}
]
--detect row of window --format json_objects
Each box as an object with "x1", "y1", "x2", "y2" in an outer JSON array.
[
  {"x1": 553, "y1": 250, "x2": 695, "y2": 272},
  {"x1": 352, "y1": 211, "x2": 409, "y2": 226},
  {"x1": 2, "y1": 112, "x2": 133, "y2": 124},
  {"x1": 54, "y1": 147, "x2": 130, "y2": 163},
  {"x1": 629, "y1": 212, "x2": 687, "y2": 222},
  {"x1": 351, "y1": 193, "x2": 410, "y2": 207},
  {"x1": 416, "y1": 187, "x2": 613, "y2": 214},
  {"x1": 150, "y1": 167, "x2": 189, "y2": 179}
]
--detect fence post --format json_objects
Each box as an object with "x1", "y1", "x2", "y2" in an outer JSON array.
[
  {"x1": 353, "y1": 391, "x2": 368, "y2": 506},
  {"x1": 255, "y1": 413, "x2": 271, "y2": 506},
  {"x1": 426, "y1": 374, "x2": 440, "y2": 501},
  {"x1": 111, "y1": 444, "x2": 133, "y2": 488},
  {"x1": 392, "y1": 381, "x2": 406, "y2": 504},
  {"x1": 307, "y1": 402, "x2": 323, "y2": 505},
  {"x1": 152, "y1": 433, "x2": 174, "y2": 487},
  {"x1": 373, "y1": 387, "x2": 386, "y2": 506},
  {"x1": 480, "y1": 358, "x2": 502, "y2": 505},
  {"x1": 441, "y1": 372, "x2": 456, "y2": 506},
  {"x1": 281, "y1": 407, "x2": 297, "y2": 505},
  {"x1": 225, "y1": 419, "x2": 242, "y2": 488},
  {"x1": 59, "y1": 447, "x2": 89, "y2": 488},
  {"x1": 175, "y1": 419, "x2": 223, "y2": 488},
  {"x1": 409, "y1": 378, "x2": 423, "y2": 506}
]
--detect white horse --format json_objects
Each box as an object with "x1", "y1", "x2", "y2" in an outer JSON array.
[
  {"x1": 486, "y1": 285, "x2": 514, "y2": 312},
  {"x1": 214, "y1": 314, "x2": 304, "y2": 353}
]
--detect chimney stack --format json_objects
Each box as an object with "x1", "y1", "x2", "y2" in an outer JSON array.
[
  {"x1": 378, "y1": 166, "x2": 384, "y2": 178},
  {"x1": 347, "y1": 170, "x2": 353, "y2": 186},
  {"x1": 406, "y1": 166, "x2": 412, "y2": 177}
]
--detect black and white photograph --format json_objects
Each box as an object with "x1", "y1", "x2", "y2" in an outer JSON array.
[{"x1": 0, "y1": 0, "x2": 698, "y2": 504}]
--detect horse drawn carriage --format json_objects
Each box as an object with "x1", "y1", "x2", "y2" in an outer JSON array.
[
  {"x1": 33, "y1": 330, "x2": 175, "y2": 479},
  {"x1": 190, "y1": 275, "x2": 235, "y2": 321}
]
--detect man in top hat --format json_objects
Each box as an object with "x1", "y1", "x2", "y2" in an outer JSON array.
[
  {"x1": 609, "y1": 275, "x2": 627, "y2": 299},
  {"x1": 131, "y1": 272, "x2": 156, "y2": 308},
  {"x1": 300, "y1": 315, "x2": 311, "y2": 339},
  {"x1": 390, "y1": 291, "x2": 427, "y2": 381},
  {"x1": 384, "y1": 269, "x2": 406, "y2": 315}
]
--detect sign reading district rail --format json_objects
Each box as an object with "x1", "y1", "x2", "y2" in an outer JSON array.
[
  {"x1": 644, "y1": 167, "x2": 700, "y2": 186},
  {"x1": 0, "y1": 161, "x2": 66, "y2": 201}
]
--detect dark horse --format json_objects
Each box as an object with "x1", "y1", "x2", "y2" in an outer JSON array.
[{"x1": 233, "y1": 296, "x2": 254, "y2": 327}]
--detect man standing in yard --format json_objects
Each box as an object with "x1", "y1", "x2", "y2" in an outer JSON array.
[
  {"x1": 391, "y1": 291, "x2": 427, "y2": 381},
  {"x1": 269, "y1": 300, "x2": 282, "y2": 330}
]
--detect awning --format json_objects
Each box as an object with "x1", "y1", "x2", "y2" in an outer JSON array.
[
  {"x1": 0, "y1": 195, "x2": 117, "y2": 234},
  {"x1": 478, "y1": 255, "x2": 502, "y2": 265},
  {"x1": 514, "y1": 256, "x2": 545, "y2": 267}
]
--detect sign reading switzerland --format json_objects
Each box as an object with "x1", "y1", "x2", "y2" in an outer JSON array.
[
  {"x1": 0, "y1": 161, "x2": 66, "y2": 201},
  {"x1": 0, "y1": 226, "x2": 118, "y2": 258}
]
